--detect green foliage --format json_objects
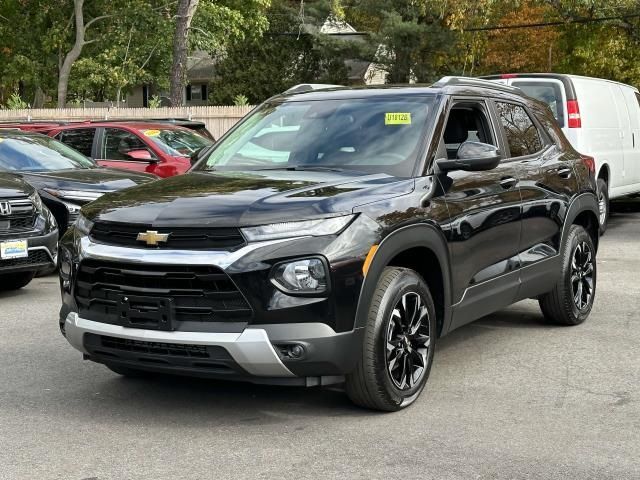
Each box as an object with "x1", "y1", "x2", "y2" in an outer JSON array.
[
  {"x1": 5, "y1": 92, "x2": 29, "y2": 109},
  {"x1": 148, "y1": 95, "x2": 162, "y2": 108},
  {"x1": 233, "y1": 94, "x2": 250, "y2": 106}
]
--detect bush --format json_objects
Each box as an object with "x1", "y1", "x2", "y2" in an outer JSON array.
[{"x1": 6, "y1": 92, "x2": 29, "y2": 110}]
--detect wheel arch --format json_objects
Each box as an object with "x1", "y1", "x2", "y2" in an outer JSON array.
[
  {"x1": 355, "y1": 223, "x2": 453, "y2": 338},
  {"x1": 563, "y1": 193, "x2": 600, "y2": 251},
  {"x1": 597, "y1": 163, "x2": 610, "y2": 184}
]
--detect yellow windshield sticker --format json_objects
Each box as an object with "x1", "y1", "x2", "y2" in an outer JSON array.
[
  {"x1": 385, "y1": 112, "x2": 411, "y2": 125},
  {"x1": 143, "y1": 129, "x2": 161, "y2": 137}
]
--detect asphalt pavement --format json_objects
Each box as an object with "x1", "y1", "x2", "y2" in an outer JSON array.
[{"x1": 1, "y1": 200, "x2": 639, "y2": 480}]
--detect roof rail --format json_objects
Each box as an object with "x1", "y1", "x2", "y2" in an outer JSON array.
[
  {"x1": 433, "y1": 76, "x2": 521, "y2": 93},
  {"x1": 284, "y1": 83, "x2": 344, "y2": 94}
]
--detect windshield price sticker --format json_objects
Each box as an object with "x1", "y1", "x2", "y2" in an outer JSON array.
[
  {"x1": 1, "y1": 239, "x2": 28, "y2": 260},
  {"x1": 143, "y1": 129, "x2": 161, "y2": 137},
  {"x1": 385, "y1": 112, "x2": 412, "y2": 125}
]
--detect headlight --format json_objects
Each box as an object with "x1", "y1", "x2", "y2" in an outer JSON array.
[
  {"x1": 74, "y1": 213, "x2": 94, "y2": 235},
  {"x1": 29, "y1": 192, "x2": 43, "y2": 213},
  {"x1": 43, "y1": 188, "x2": 107, "y2": 203},
  {"x1": 270, "y1": 257, "x2": 329, "y2": 295},
  {"x1": 241, "y1": 215, "x2": 355, "y2": 242}
]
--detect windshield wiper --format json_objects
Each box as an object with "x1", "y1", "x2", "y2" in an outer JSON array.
[{"x1": 254, "y1": 165, "x2": 347, "y2": 172}]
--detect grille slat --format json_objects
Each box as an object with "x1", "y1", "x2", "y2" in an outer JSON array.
[
  {"x1": 0, "y1": 197, "x2": 36, "y2": 232},
  {"x1": 75, "y1": 260, "x2": 252, "y2": 325},
  {"x1": 90, "y1": 221, "x2": 245, "y2": 250}
]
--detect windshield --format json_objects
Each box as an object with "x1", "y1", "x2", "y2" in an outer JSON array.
[
  {"x1": 195, "y1": 96, "x2": 436, "y2": 177},
  {"x1": 0, "y1": 135, "x2": 96, "y2": 172},
  {"x1": 142, "y1": 128, "x2": 213, "y2": 157}
]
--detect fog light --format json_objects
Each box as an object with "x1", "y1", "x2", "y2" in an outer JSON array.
[
  {"x1": 276, "y1": 343, "x2": 307, "y2": 360},
  {"x1": 270, "y1": 257, "x2": 328, "y2": 295}
]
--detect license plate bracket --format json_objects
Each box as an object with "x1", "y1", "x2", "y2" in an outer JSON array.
[{"x1": 117, "y1": 295, "x2": 175, "y2": 331}]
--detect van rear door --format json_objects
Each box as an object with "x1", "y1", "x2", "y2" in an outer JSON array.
[{"x1": 620, "y1": 87, "x2": 640, "y2": 189}]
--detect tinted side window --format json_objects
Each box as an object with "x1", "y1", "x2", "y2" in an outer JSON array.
[
  {"x1": 103, "y1": 128, "x2": 149, "y2": 160},
  {"x1": 495, "y1": 102, "x2": 543, "y2": 157},
  {"x1": 57, "y1": 128, "x2": 95, "y2": 156}
]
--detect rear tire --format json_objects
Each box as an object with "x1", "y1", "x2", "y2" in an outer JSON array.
[
  {"x1": 597, "y1": 178, "x2": 609, "y2": 235},
  {"x1": 0, "y1": 271, "x2": 35, "y2": 291},
  {"x1": 539, "y1": 225, "x2": 596, "y2": 326},
  {"x1": 346, "y1": 267, "x2": 436, "y2": 411}
]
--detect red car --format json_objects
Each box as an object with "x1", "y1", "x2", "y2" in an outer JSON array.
[{"x1": 2, "y1": 121, "x2": 214, "y2": 178}]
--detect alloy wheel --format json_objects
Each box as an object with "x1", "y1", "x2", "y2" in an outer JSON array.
[
  {"x1": 571, "y1": 241, "x2": 594, "y2": 311},
  {"x1": 598, "y1": 190, "x2": 607, "y2": 226},
  {"x1": 385, "y1": 292, "x2": 431, "y2": 390}
]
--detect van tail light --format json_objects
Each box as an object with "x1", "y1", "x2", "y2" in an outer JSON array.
[
  {"x1": 581, "y1": 155, "x2": 595, "y2": 175},
  {"x1": 567, "y1": 100, "x2": 582, "y2": 128}
]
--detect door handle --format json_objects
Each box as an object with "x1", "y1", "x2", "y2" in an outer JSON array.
[
  {"x1": 557, "y1": 166, "x2": 572, "y2": 179},
  {"x1": 500, "y1": 177, "x2": 518, "y2": 189}
]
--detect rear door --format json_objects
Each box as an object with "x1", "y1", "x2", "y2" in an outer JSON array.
[
  {"x1": 493, "y1": 99, "x2": 578, "y2": 300},
  {"x1": 96, "y1": 127, "x2": 158, "y2": 174},
  {"x1": 55, "y1": 128, "x2": 97, "y2": 158},
  {"x1": 620, "y1": 88, "x2": 640, "y2": 189}
]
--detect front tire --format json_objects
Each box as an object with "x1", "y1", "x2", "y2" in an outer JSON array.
[
  {"x1": 538, "y1": 225, "x2": 596, "y2": 325},
  {"x1": 346, "y1": 267, "x2": 436, "y2": 411},
  {"x1": 597, "y1": 178, "x2": 609, "y2": 234},
  {"x1": 0, "y1": 271, "x2": 35, "y2": 291}
]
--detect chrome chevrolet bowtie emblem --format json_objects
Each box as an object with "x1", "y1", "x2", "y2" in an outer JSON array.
[
  {"x1": 136, "y1": 230, "x2": 169, "y2": 246},
  {"x1": 0, "y1": 201, "x2": 11, "y2": 216}
]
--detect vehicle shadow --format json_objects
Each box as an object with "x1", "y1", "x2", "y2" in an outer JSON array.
[
  {"x1": 61, "y1": 303, "x2": 552, "y2": 422},
  {"x1": 608, "y1": 197, "x2": 640, "y2": 229}
]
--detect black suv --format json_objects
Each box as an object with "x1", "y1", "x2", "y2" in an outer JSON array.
[
  {"x1": 0, "y1": 173, "x2": 58, "y2": 290},
  {"x1": 58, "y1": 77, "x2": 599, "y2": 411}
]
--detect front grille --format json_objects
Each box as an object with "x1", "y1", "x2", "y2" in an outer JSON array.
[
  {"x1": 0, "y1": 249, "x2": 50, "y2": 270},
  {"x1": 0, "y1": 197, "x2": 36, "y2": 232},
  {"x1": 75, "y1": 260, "x2": 253, "y2": 325},
  {"x1": 90, "y1": 221, "x2": 245, "y2": 250}
]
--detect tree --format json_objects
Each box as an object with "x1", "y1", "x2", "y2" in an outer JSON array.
[{"x1": 169, "y1": 0, "x2": 200, "y2": 106}]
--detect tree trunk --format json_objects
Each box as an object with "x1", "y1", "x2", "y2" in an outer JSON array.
[
  {"x1": 58, "y1": 0, "x2": 86, "y2": 108},
  {"x1": 169, "y1": 0, "x2": 199, "y2": 107}
]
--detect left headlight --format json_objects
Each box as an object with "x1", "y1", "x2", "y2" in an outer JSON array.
[
  {"x1": 29, "y1": 192, "x2": 43, "y2": 213},
  {"x1": 241, "y1": 214, "x2": 355, "y2": 242},
  {"x1": 74, "y1": 213, "x2": 94, "y2": 235}
]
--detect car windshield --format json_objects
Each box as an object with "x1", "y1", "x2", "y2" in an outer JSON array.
[
  {"x1": 143, "y1": 128, "x2": 213, "y2": 156},
  {"x1": 195, "y1": 95, "x2": 437, "y2": 177},
  {"x1": 0, "y1": 135, "x2": 96, "y2": 172}
]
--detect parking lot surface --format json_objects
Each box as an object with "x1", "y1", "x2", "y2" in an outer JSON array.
[{"x1": 1, "y1": 201, "x2": 639, "y2": 480}]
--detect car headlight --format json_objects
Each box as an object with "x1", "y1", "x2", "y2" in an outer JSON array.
[
  {"x1": 29, "y1": 192, "x2": 43, "y2": 213},
  {"x1": 270, "y1": 257, "x2": 329, "y2": 295},
  {"x1": 74, "y1": 213, "x2": 94, "y2": 235},
  {"x1": 241, "y1": 215, "x2": 355, "y2": 242}
]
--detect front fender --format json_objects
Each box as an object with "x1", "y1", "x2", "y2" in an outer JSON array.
[{"x1": 354, "y1": 223, "x2": 453, "y2": 335}]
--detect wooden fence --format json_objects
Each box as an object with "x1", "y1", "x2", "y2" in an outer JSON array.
[{"x1": 0, "y1": 106, "x2": 254, "y2": 139}]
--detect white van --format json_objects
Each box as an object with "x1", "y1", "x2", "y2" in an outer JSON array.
[{"x1": 483, "y1": 73, "x2": 640, "y2": 232}]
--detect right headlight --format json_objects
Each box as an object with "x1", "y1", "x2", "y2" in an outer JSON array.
[
  {"x1": 270, "y1": 257, "x2": 329, "y2": 295},
  {"x1": 74, "y1": 212, "x2": 94, "y2": 236}
]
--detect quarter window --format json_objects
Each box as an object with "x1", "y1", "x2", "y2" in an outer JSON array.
[
  {"x1": 495, "y1": 102, "x2": 543, "y2": 157},
  {"x1": 57, "y1": 128, "x2": 95, "y2": 157}
]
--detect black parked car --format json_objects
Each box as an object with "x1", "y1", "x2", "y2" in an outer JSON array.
[
  {"x1": 0, "y1": 173, "x2": 57, "y2": 290},
  {"x1": 0, "y1": 130, "x2": 157, "y2": 235},
  {"x1": 58, "y1": 77, "x2": 600, "y2": 411}
]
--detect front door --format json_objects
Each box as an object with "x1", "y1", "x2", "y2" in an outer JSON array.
[
  {"x1": 436, "y1": 99, "x2": 522, "y2": 330},
  {"x1": 96, "y1": 128, "x2": 157, "y2": 174}
]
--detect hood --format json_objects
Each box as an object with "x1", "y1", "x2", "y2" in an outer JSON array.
[
  {"x1": 83, "y1": 170, "x2": 414, "y2": 227},
  {"x1": 0, "y1": 172, "x2": 35, "y2": 198},
  {"x1": 20, "y1": 167, "x2": 155, "y2": 194}
]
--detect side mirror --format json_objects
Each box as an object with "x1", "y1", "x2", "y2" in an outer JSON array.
[
  {"x1": 125, "y1": 149, "x2": 155, "y2": 162},
  {"x1": 436, "y1": 141, "x2": 501, "y2": 172}
]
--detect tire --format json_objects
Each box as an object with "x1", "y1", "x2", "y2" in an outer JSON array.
[
  {"x1": 0, "y1": 271, "x2": 35, "y2": 291},
  {"x1": 597, "y1": 178, "x2": 609, "y2": 235},
  {"x1": 105, "y1": 364, "x2": 150, "y2": 378},
  {"x1": 538, "y1": 225, "x2": 596, "y2": 326},
  {"x1": 346, "y1": 267, "x2": 436, "y2": 411}
]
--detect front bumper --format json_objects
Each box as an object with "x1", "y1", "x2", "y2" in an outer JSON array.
[
  {"x1": 0, "y1": 229, "x2": 57, "y2": 273},
  {"x1": 62, "y1": 312, "x2": 361, "y2": 386}
]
